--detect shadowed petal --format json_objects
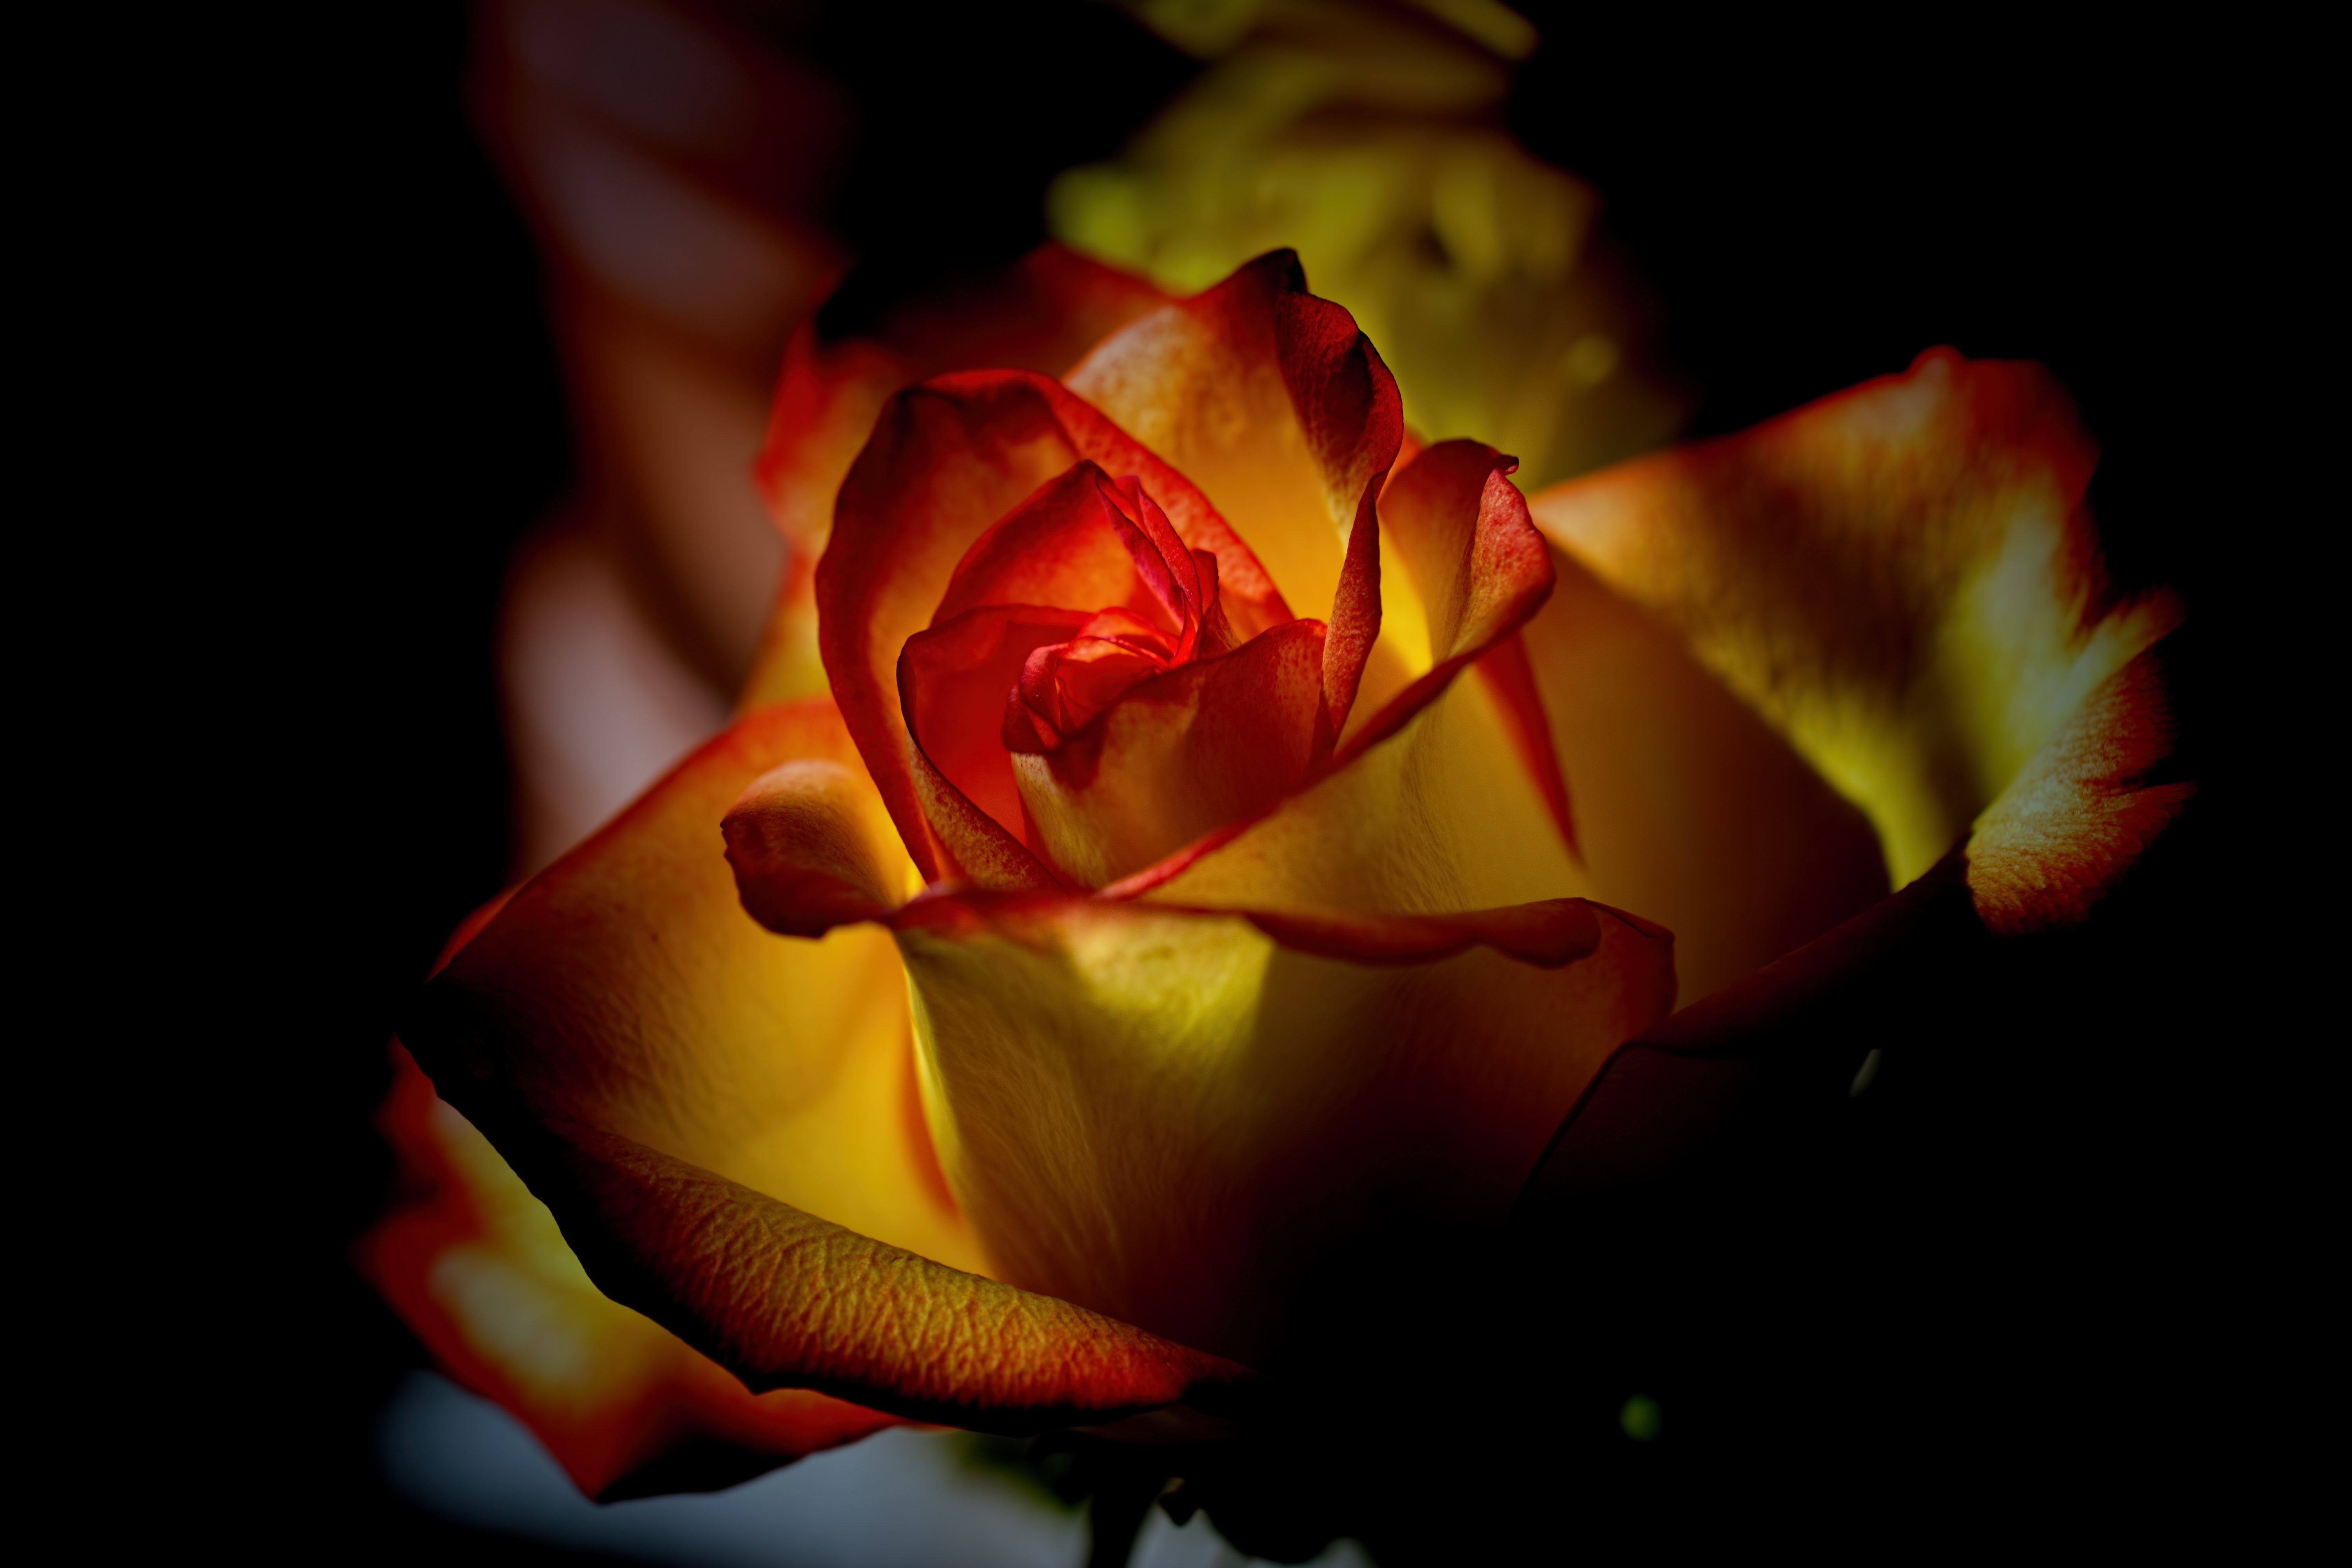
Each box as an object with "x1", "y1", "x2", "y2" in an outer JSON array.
[
  {"x1": 888, "y1": 891, "x2": 1674, "y2": 1364},
  {"x1": 360, "y1": 1045, "x2": 901, "y2": 1500},
  {"x1": 405, "y1": 699, "x2": 1257, "y2": 1432},
  {"x1": 1529, "y1": 348, "x2": 2181, "y2": 888},
  {"x1": 1515, "y1": 546, "x2": 1891, "y2": 1004}
]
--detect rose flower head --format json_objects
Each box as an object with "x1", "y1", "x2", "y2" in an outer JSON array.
[{"x1": 369, "y1": 243, "x2": 2187, "y2": 1517}]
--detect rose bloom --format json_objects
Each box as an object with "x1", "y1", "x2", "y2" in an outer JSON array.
[{"x1": 365, "y1": 245, "x2": 2186, "y2": 1543}]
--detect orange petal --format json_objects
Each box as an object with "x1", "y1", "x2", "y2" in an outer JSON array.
[
  {"x1": 405, "y1": 697, "x2": 1256, "y2": 1430},
  {"x1": 888, "y1": 890, "x2": 1675, "y2": 1364},
  {"x1": 721, "y1": 757, "x2": 907, "y2": 938},
  {"x1": 359, "y1": 1044, "x2": 900, "y2": 1499},
  {"x1": 1529, "y1": 348, "x2": 2182, "y2": 889},
  {"x1": 414, "y1": 698, "x2": 967, "y2": 1273}
]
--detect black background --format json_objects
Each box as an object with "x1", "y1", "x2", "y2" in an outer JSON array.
[{"x1": 136, "y1": 2, "x2": 2305, "y2": 1558}]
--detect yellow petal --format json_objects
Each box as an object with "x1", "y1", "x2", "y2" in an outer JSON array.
[
  {"x1": 1529, "y1": 349, "x2": 2179, "y2": 890},
  {"x1": 891, "y1": 891, "x2": 1675, "y2": 1364},
  {"x1": 1515, "y1": 546, "x2": 1891, "y2": 1004},
  {"x1": 424, "y1": 697, "x2": 971, "y2": 1272}
]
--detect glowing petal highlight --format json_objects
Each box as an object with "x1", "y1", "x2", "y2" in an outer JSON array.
[
  {"x1": 1528, "y1": 348, "x2": 2180, "y2": 887},
  {"x1": 890, "y1": 890, "x2": 1675, "y2": 1363}
]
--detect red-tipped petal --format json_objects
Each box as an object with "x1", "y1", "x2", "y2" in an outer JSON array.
[
  {"x1": 818, "y1": 373, "x2": 1289, "y2": 881},
  {"x1": 722, "y1": 758, "x2": 906, "y2": 938},
  {"x1": 359, "y1": 1044, "x2": 903, "y2": 1501},
  {"x1": 402, "y1": 699, "x2": 1256, "y2": 1437},
  {"x1": 1064, "y1": 252, "x2": 1384, "y2": 654},
  {"x1": 1965, "y1": 641, "x2": 2190, "y2": 934},
  {"x1": 1529, "y1": 348, "x2": 2180, "y2": 891},
  {"x1": 896, "y1": 603, "x2": 1091, "y2": 887}
]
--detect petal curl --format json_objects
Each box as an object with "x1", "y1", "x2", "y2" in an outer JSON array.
[
  {"x1": 360, "y1": 1045, "x2": 899, "y2": 1499},
  {"x1": 897, "y1": 603, "x2": 1090, "y2": 889},
  {"x1": 889, "y1": 891, "x2": 1675, "y2": 1364},
  {"x1": 414, "y1": 698, "x2": 965, "y2": 1267},
  {"x1": 1528, "y1": 348, "x2": 2181, "y2": 888},
  {"x1": 1064, "y1": 250, "x2": 1406, "y2": 744},
  {"x1": 1964, "y1": 641, "x2": 2189, "y2": 934},
  {"x1": 1345, "y1": 439, "x2": 1561, "y2": 769},
  {"x1": 406, "y1": 699, "x2": 1256, "y2": 1428},
  {"x1": 817, "y1": 376, "x2": 1287, "y2": 883}
]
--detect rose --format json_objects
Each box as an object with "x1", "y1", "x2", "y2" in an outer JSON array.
[{"x1": 368, "y1": 246, "x2": 2186, "y2": 1522}]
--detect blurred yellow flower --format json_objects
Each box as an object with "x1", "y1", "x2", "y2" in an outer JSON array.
[{"x1": 1051, "y1": 0, "x2": 1684, "y2": 490}]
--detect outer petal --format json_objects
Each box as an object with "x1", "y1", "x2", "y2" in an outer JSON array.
[
  {"x1": 753, "y1": 245, "x2": 1170, "y2": 562},
  {"x1": 402, "y1": 699, "x2": 1252, "y2": 1427},
  {"x1": 1528, "y1": 348, "x2": 2181, "y2": 889},
  {"x1": 360, "y1": 1044, "x2": 899, "y2": 1500},
  {"x1": 414, "y1": 698, "x2": 965, "y2": 1267},
  {"x1": 889, "y1": 891, "x2": 1675, "y2": 1365},
  {"x1": 1964, "y1": 641, "x2": 2190, "y2": 934}
]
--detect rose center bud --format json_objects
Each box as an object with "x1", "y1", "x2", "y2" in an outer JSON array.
[{"x1": 898, "y1": 460, "x2": 1326, "y2": 890}]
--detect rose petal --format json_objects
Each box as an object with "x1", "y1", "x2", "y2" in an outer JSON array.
[
  {"x1": 1528, "y1": 348, "x2": 2182, "y2": 888},
  {"x1": 931, "y1": 463, "x2": 1192, "y2": 635},
  {"x1": 741, "y1": 247, "x2": 1168, "y2": 712},
  {"x1": 359, "y1": 1045, "x2": 901, "y2": 1499},
  {"x1": 1013, "y1": 620, "x2": 1328, "y2": 887},
  {"x1": 407, "y1": 699, "x2": 1256, "y2": 1429},
  {"x1": 1064, "y1": 250, "x2": 1406, "y2": 744},
  {"x1": 819, "y1": 377, "x2": 1287, "y2": 880},
  {"x1": 413, "y1": 698, "x2": 973, "y2": 1273},
  {"x1": 467, "y1": 1110, "x2": 1254, "y2": 1430},
  {"x1": 1124, "y1": 653, "x2": 1588, "y2": 920},
  {"x1": 888, "y1": 890, "x2": 1675, "y2": 1363},
  {"x1": 1342, "y1": 439, "x2": 1559, "y2": 761},
  {"x1": 1515, "y1": 546, "x2": 1892, "y2": 1004},
  {"x1": 1965, "y1": 642, "x2": 2190, "y2": 935},
  {"x1": 722, "y1": 758, "x2": 907, "y2": 938},
  {"x1": 896, "y1": 603, "x2": 1091, "y2": 889},
  {"x1": 754, "y1": 245, "x2": 1169, "y2": 561},
  {"x1": 1519, "y1": 850, "x2": 1978, "y2": 1212}
]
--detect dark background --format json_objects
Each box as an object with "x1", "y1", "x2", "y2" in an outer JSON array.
[{"x1": 149, "y1": 2, "x2": 2300, "y2": 1557}]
